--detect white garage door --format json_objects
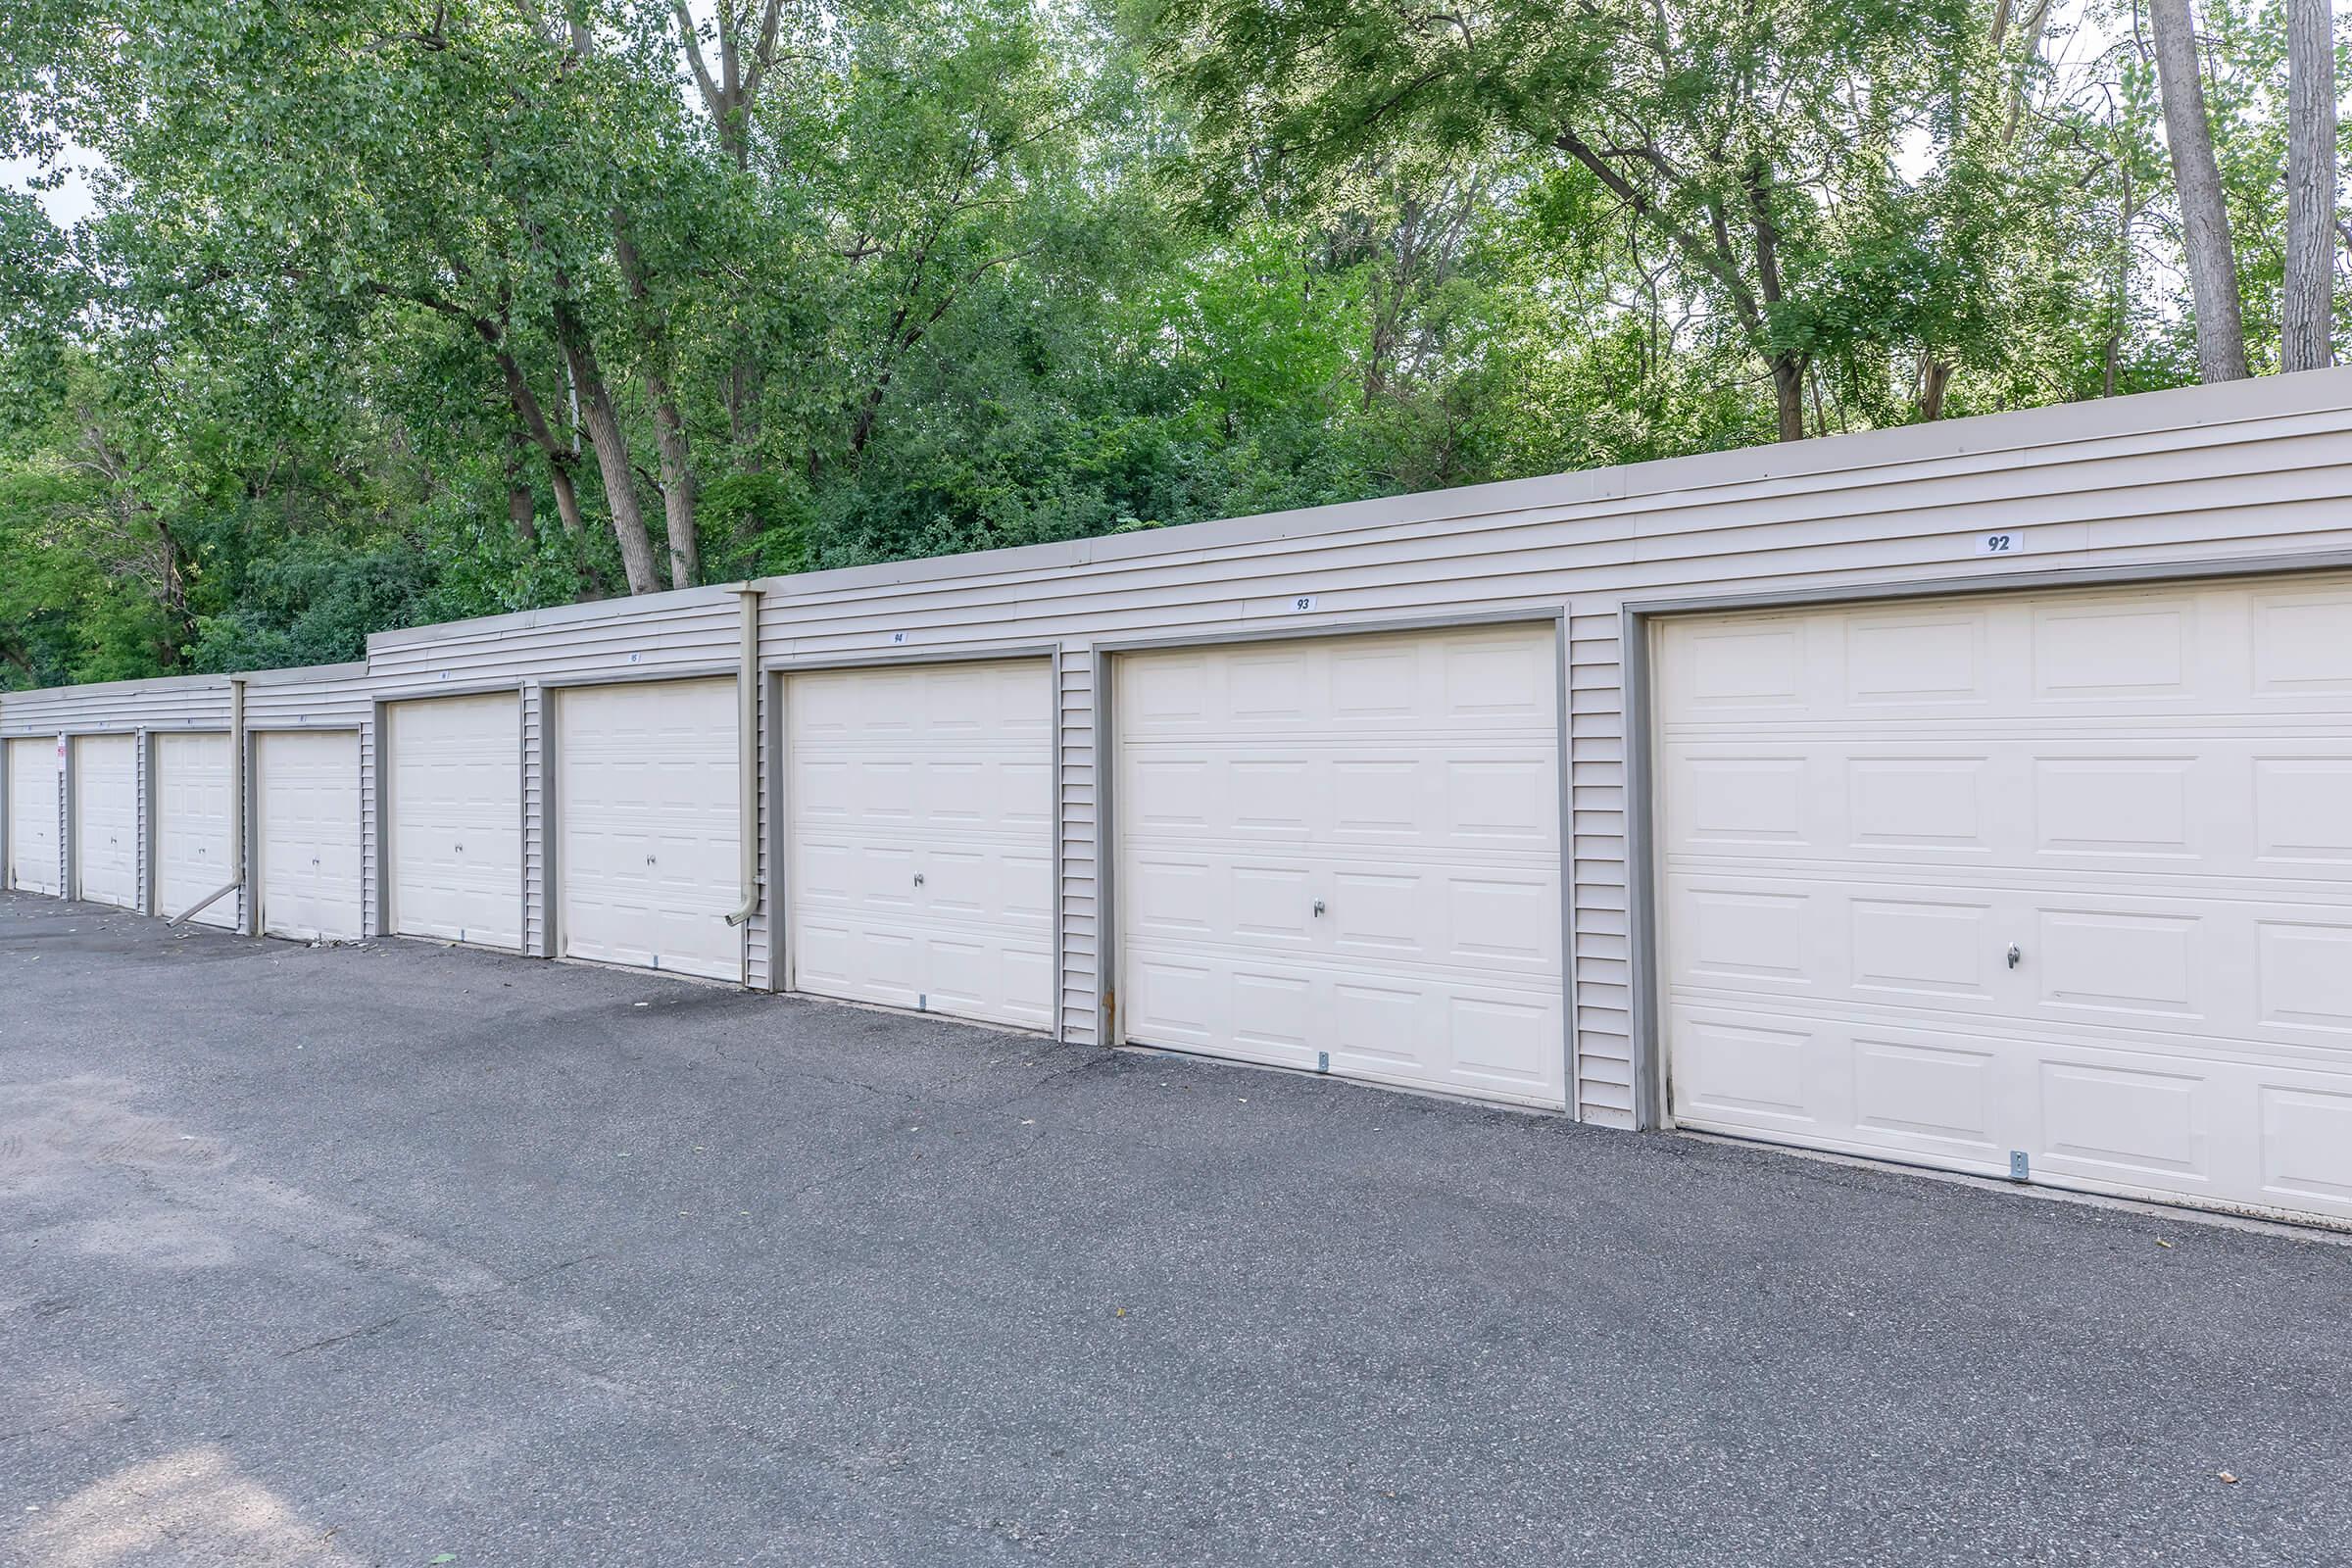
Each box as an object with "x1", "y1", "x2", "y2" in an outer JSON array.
[
  {"x1": 154, "y1": 732, "x2": 237, "y2": 929},
  {"x1": 388, "y1": 693, "x2": 522, "y2": 949},
  {"x1": 1655, "y1": 572, "x2": 2352, "y2": 1225},
  {"x1": 73, "y1": 735, "x2": 139, "y2": 909},
  {"x1": 7, "y1": 738, "x2": 62, "y2": 896},
  {"x1": 557, "y1": 678, "x2": 740, "y2": 982},
  {"x1": 256, "y1": 730, "x2": 364, "y2": 943},
  {"x1": 786, "y1": 659, "x2": 1054, "y2": 1029},
  {"x1": 1117, "y1": 623, "x2": 1566, "y2": 1107}
]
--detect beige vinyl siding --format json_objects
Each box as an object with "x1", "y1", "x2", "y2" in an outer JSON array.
[
  {"x1": 4, "y1": 371, "x2": 2350, "y2": 1127},
  {"x1": 0, "y1": 672, "x2": 234, "y2": 739},
  {"x1": 0, "y1": 675, "x2": 238, "y2": 923},
  {"x1": 1056, "y1": 646, "x2": 1100, "y2": 1045},
  {"x1": 722, "y1": 373, "x2": 2352, "y2": 1123},
  {"x1": 368, "y1": 587, "x2": 743, "y2": 971},
  {"x1": 748, "y1": 668, "x2": 773, "y2": 991},
  {"x1": 522, "y1": 682, "x2": 549, "y2": 956}
]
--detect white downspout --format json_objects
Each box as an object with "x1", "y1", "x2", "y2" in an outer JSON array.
[
  {"x1": 724, "y1": 585, "x2": 761, "y2": 929},
  {"x1": 171, "y1": 674, "x2": 245, "y2": 925}
]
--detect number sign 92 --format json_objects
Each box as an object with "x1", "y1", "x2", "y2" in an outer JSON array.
[{"x1": 1973, "y1": 529, "x2": 2028, "y2": 558}]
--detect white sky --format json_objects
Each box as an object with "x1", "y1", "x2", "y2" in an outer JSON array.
[{"x1": 1, "y1": 148, "x2": 101, "y2": 226}]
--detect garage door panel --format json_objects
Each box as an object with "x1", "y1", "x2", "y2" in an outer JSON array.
[
  {"x1": 1672, "y1": 1004, "x2": 2013, "y2": 1165},
  {"x1": 73, "y1": 735, "x2": 138, "y2": 908},
  {"x1": 2257, "y1": 919, "x2": 2352, "y2": 1036},
  {"x1": 559, "y1": 678, "x2": 741, "y2": 983},
  {"x1": 2251, "y1": 583, "x2": 2352, "y2": 695},
  {"x1": 1676, "y1": 867, "x2": 2352, "y2": 1062},
  {"x1": 1668, "y1": 735, "x2": 2352, "y2": 882},
  {"x1": 154, "y1": 733, "x2": 235, "y2": 928},
  {"x1": 1852, "y1": 1036, "x2": 2003, "y2": 1152},
  {"x1": 2259, "y1": 1085, "x2": 2352, "y2": 1208},
  {"x1": 257, "y1": 730, "x2": 364, "y2": 943},
  {"x1": 1659, "y1": 573, "x2": 2352, "y2": 1225},
  {"x1": 1118, "y1": 624, "x2": 1567, "y2": 1107},
  {"x1": 2256, "y1": 758, "x2": 2352, "y2": 863},
  {"x1": 389, "y1": 694, "x2": 522, "y2": 949},
  {"x1": 794, "y1": 915, "x2": 1054, "y2": 1028},
  {"x1": 7, "y1": 740, "x2": 63, "y2": 896},
  {"x1": 1135, "y1": 940, "x2": 1566, "y2": 1101},
  {"x1": 786, "y1": 660, "x2": 1054, "y2": 1029}
]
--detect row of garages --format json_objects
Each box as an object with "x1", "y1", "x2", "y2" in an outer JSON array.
[{"x1": 8, "y1": 371, "x2": 2352, "y2": 1232}]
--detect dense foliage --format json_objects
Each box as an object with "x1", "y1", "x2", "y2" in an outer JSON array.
[{"x1": 0, "y1": 0, "x2": 2341, "y2": 685}]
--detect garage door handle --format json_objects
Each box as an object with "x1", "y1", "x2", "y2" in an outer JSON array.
[
  {"x1": 913, "y1": 872, "x2": 925, "y2": 888},
  {"x1": 2006, "y1": 943, "x2": 2022, "y2": 969},
  {"x1": 1312, "y1": 899, "x2": 1325, "y2": 917}
]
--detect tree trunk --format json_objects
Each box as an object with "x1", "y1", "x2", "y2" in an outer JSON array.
[
  {"x1": 1919, "y1": 356, "x2": 1953, "y2": 421},
  {"x1": 1921, "y1": 0, "x2": 2051, "y2": 417},
  {"x1": 649, "y1": 372, "x2": 700, "y2": 588},
  {"x1": 2105, "y1": 156, "x2": 2137, "y2": 397},
  {"x1": 506, "y1": 430, "x2": 539, "y2": 542},
  {"x1": 1771, "y1": 355, "x2": 1807, "y2": 442},
  {"x1": 2283, "y1": 0, "x2": 2338, "y2": 371},
  {"x1": 473, "y1": 321, "x2": 586, "y2": 538},
  {"x1": 546, "y1": 459, "x2": 586, "y2": 539},
  {"x1": 555, "y1": 307, "x2": 663, "y2": 596},
  {"x1": 2147, "y1": 0, "x2": 2249, "y2": 382},
  {"x1": 612, "y1": 216, "x2": 700, "y2": 589}
]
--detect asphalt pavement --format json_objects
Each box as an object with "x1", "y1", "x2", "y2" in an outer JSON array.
[{"x1": 3, "y1": 890, "x2": 2346, "y2": 1567}]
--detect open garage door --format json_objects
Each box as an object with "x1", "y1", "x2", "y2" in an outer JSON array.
[
  {"x1": 154, "y1": 732, "x2": 237, "y2": 928},
  {"x1": 387, "y1": 693, "x2": 522, "y2": 949},
  {"x1": 1653, "y1": 572, "x2": 2352, "y2": 1226},
  {"x1": 73, "y1": 735, "x2": 138, "y2": 908},
  {"x1": 256, "y1": 730, "x2": 364, "y2": 943},
  {"x1": 1116, "y1": 622, "x2": 1566, "y2": 1107},
  {"x1": 7, "y1": 738, "x2": 62, "y2": 896},
  {"x1": 556, "y1": 677, "x2": 741, "y2": 982},
  {"x1": 785, "y1": 659, "x2": 1054, "y2": 1029}
]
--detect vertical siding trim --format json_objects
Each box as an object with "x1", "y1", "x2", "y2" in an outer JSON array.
[
  {"x1": 518, "y1": 683, "x2": 537, "y2": 956},
  {"x1": 1054, "y1": 644, "x2": 1102, "y2": 1047},
  {"x1": 369, "y1": 701, "x2": 391, "y2": 938},
  {"x1": 57, "y1": 734, "x2": 72, "y2": 900},
  {"x1": 759, "y1": 667, "x2": 783, "y2": 991},
  {"x1": 539, "y1": 685, "x2": 561, "y2": 958},
  {"x1": 1549, "y1": 615, "x2": 1580, "y2": 1118},
  {"x1": 1565, "y1": 606, "x2": 1635, "y2": 1128},
  {"x1": 134, "y1": 729, "x2": 151, "y2": 914},
  {"x1": 745, "y1": 666, "x2": 772, "y2": 991},
  {"x1": 768, "y1": 670, "x2": 790, "y2": 993},
  {"x1": 1048, "y1": 645, "x2": 1064, "y2": 1040},
  {"x1": 238, "y1": 727, "x2": 258, "y2": 936},
  {"x1": 359, "y1": 716, "x2": 379, "y2": 940},
  {"x1": 521, "y1": 681, "x2": 548, "y2": 956},
  {"x1": 1616, "y1": 603, "x2": 1660, "y2": 1130}
]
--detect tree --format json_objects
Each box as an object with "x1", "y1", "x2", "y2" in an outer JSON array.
[
  {"x1": 1149, "y1": 0, "x2": 1990, "y2": 441},
  {"x1": 2146, "y1": 0, "x2": 2249, "y2": 380},
  {"x1": 0, "y1": 0, "x2": 2332, "y2": 691},
  {"x1": 2281, "y1": 0, "x2": 2337, "y2": 370}
]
